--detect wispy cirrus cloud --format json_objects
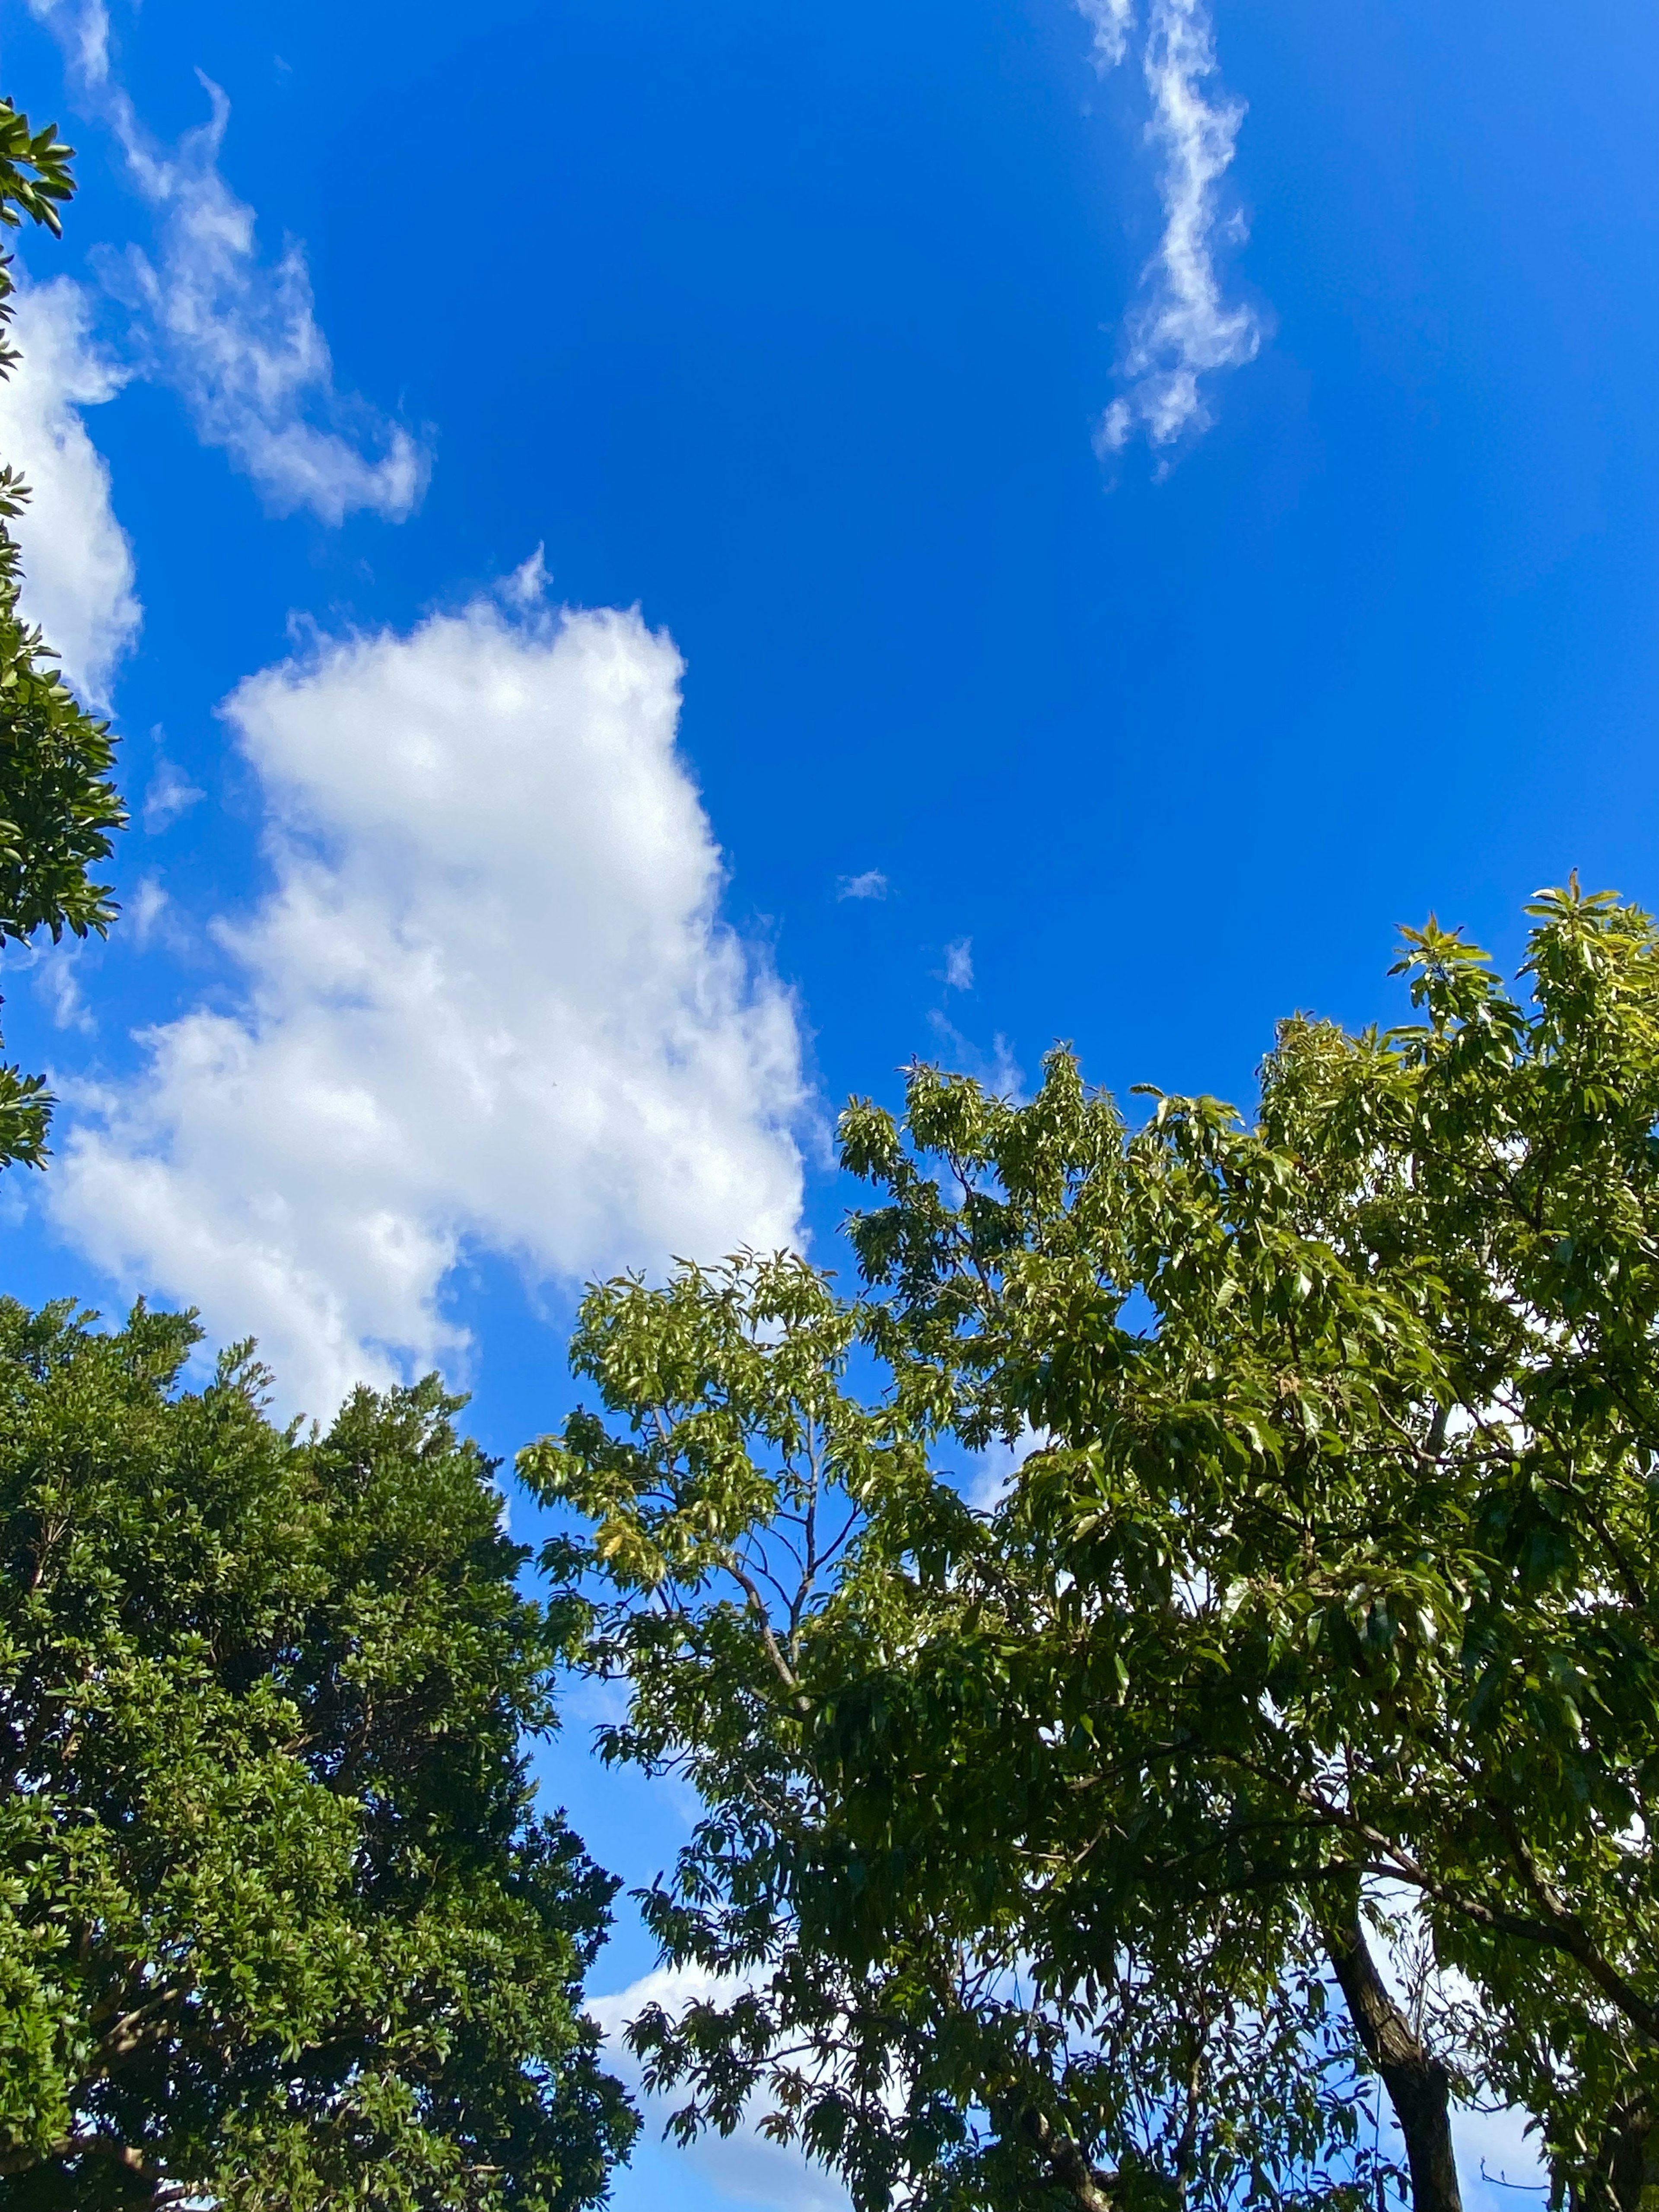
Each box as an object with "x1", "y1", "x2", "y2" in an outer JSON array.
[
  {"x1": 25, "y1": 0, "x2": 110, "y2": 86},
  {"x1": 925, "y1": 1009, "x2": 1022, "y2": 1101},
  {"x1": 142, "y1": 747, "x2": 205, "y2": 833},
  {"x1": 1080, "y1": 0, "x2": 1262, "y2": 460},
  {"x1": 1076, "y1": 0, "x2": 1135, "y2": 71},
  {"x1": 836, "y1": 868, "x2": 887, "y2": 902},
  {"x1": 27, "y1": 0, "x2": 429, "y2": 523}
]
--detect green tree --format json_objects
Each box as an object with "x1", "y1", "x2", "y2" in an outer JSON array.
[
  {"x1": 0, "y1": 1297, "x2": 636, "y2": 2209},
  {"x1": 533, "y1": 885, "x2": 1659, "y2": 2212},
  {"x1": 530, "y1": 1255, "x2": 1382, "y2": 2212},
  {"x1": 0, "y1": 99, "x2": 125, "y2": 1168}
]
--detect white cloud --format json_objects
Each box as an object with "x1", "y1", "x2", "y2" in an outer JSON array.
[
  {"x1": 836, "y1": 869, "x2": 887, "y2": 902},
  {"x1": 1096, "y1": 0, "x2": 1260, "y2": 457},
  {"x1": 962, "y1": 1422, "x2": 1049, "y2": 1512},
  {"x1": 926, "y1": 1009, "x2": 1023, "y2": 1100},
  {"x1": 585, "y1": 1959, "x2": 740, "y2": 2051},
  {"x1": 29, "y1": 2, "x2": 427, "y2": 523},
  {"x1": 143, "y1": 749, "x2": 205, "y2": 832},
  {"x1": 105, "y1": 78, "x2": 428, "y2": 523},
  {"x1": 0, "y1": 277, "x2": 140, "y2": 705},
  {"x1": 32, "y1": 940, "x2": 94, "y2": 1033},
  {"x1": 50, "y1": 581, "x2": 806, "y2": 1418},
  {"x1": 1076, "y1": 0, "x2": 1135, "y2": 71},
  {"x1": 127, "y1": 874, "x2": 173, "y2": 949},
  {"x1": 503, "y1": 543, "x2": 550, "y2": 608},
  {"x1": 24, "y1": 0, "x2": 111, "y2": 87},
  {"x1": 943, "y1": 937, "x2": 973, "y2": 992},
  {"x1": 1456, "y1": 2101, "x2": 1546, "y2": 2209},
  {"x1": 589, "y1": 1962, "x2": 850, "y2": 2212}
]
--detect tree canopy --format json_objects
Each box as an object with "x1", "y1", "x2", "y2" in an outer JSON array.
[
  {"x1": 0, "y1": 98, "x2": 125, "y2": 1169},
  {"x1": 0, "y1": 1297, "x2": 636, "y2": 2209},
  {"x1": 534, "y1": 884, "x2": 1659, "y2": 2212},
  {"x1": 0, "y1": 84, "x2": 643, "y2": 2212}
]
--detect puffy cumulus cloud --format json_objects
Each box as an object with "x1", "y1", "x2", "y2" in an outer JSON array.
[
  {"x1": 1097, "y1": 0, "x2": 1260, "y2": 458},
  {"x1": 51, "y1": 579, "x2": 806, "y2": 1418},
  {"x1": 28, "y1": 0, "x2": 426, "y2": 523},
  {"x1": 0, "y1": 278, "x2": 140, "y2": 704},
  {"x1": 587, "y1": 1963, "x2": 850, "y2": 2212}
]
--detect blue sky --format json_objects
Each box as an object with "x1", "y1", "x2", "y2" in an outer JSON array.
[{"x1": 1, "y1": 0, "x2": 1655, "y2": 2202}]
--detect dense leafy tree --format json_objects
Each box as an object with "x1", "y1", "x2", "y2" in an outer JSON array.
[
  {"x1": 534, "y1": 885, "x2": 1659, "y2": 2212},
  {"x1": 0, "y1": 1297, "x2": 636, "y2": 2209},
  {"x1": 530, "y1": 1257, "x2": 1382, "y2": 2212},
  {"x1": 0, "y1": 99, "x2": 125, "y2": 1167}
]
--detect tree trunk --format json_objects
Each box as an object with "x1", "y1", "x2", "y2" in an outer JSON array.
[
  {"x1": 1322, "y1": 1901, "x2": 1462, "y2": 2212},
  {"x1": 0, "y1": 2134, "x2": 165, "y2": 2204},
  {"x1": 1021, "y1": 2108, "x2": 1118, "y2": 2212},
  {"x1": 986, "y1": 2090, "x2": 1118, "y2": 2212},
  {"x1": 1574, "y1": 2094, "x2": 1659, "y2": 2212}
]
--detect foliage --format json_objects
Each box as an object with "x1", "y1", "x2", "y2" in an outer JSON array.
[
  {"x1": 528, "y1": 1260, "x2": 1383, "y2": 2212},
  {"x1": 0, "y1": 99, "x2": 125, "y2": 1168},
  {"x1": 534, "y1": 885, "x2": 1659, "y2": 2212},
  {"x1": 0, "y1": 1297, "x2": 636, "y2": 2210}
]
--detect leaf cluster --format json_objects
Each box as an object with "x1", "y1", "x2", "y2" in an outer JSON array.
[
  {"x1": 545, "y1": 886, "x2": 1659, "y2": 2212},
  {"x1": 0, "y1": 98, "x2": 124, "y2": 1168},
  {"x1": 0, "y1": 1298, "x2": 636, "y2": 2209},
  {"x1": 529, "y1": 1258, "x2": 1385, "y2": 2212}
]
